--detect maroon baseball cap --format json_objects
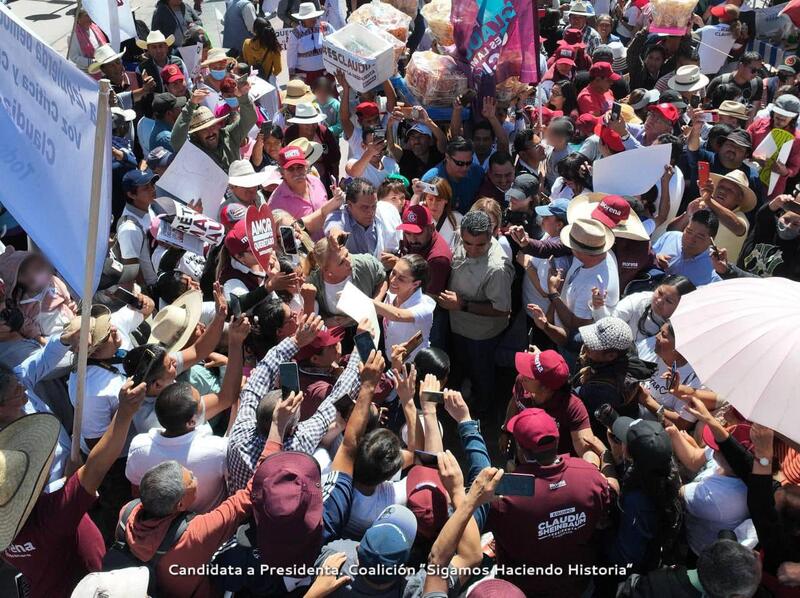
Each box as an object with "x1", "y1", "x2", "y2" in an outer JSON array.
[
  {"x1": 561, "y1": 28, "x2": 586, "y2": 48},
  {"x1": 160, "y1": 63, "x2": 185, "y2": 83},
  {"x1": 252, "y1": 451, "x2": 323, "y2": 567},
  {"x1": 576, "y1": 113, "x2": 602, "y2": 136},
  {"x1": 405, "y1": 465, "x2": 449, "y2": 541},
  {"x1": 469, "y1": 579, "x2": 527, "y2": 598},
  {"x1": 648, "y1": 102, "x2": 680, "y2": 123},
  {"x1": 703, "y1": 423, "x2": 753, "y2": 452},
  {"x1": 397, "y1": 205, "x2": 433, "y2": 234},
  {"x1": 591, "y1": 194, "x2": 630, "y2": 229},
  {"x1": 596, "y1": 123, "x2": 625, "y2": 153},
  {"x1": 355, "y1": 101, "x2": 380, "y2": 119},
  {"x1": 279, "y1": 145, "x2": 308, "y2": 169},
  {"x1": 590, "y1": 61, "x2": 621, "y2": 81},
  {"x1": 554, "y1": 47, "x2": 577, "y2": 67},
  {"x1": 295, "y1": 326, "x2": 345, "y2": 362},
  {"x1": 514, "y1": 350, "x2": 569, "y2": 390},
  {"x1": 219, "y1": 202, "x2": 247, "y2": 230},
  {"x1": 507, "y1": 407, "x2": 559, "y2": 453},
  {"x1": 224, "y1": 219, "x2": 249, "y2": 256}
]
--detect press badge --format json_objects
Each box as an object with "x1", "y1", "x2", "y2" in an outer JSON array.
[{"x1": 549, "y1": 480, "x2": 567, "y2": 490}]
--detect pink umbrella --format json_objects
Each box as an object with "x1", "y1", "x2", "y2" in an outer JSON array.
[{"x1": 671, "y1": 277, "x2": 800, "y2": 443}]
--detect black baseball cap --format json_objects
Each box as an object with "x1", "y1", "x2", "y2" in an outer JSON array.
[
  {"x1": 152, "y1": 92, "x2": 187, "y2": 115},
  {"x1": 612, "y1": 417, "x2": 673, "y2": 472},
  {"x1": 724, "y1": 129, "x2": 753, "y2": 150},
  {"x1": 506, "y1": 173, "x2": 540, "y2": 202},
  {"x1": 659, "y1": 89, "x2": 687, "y2": 110}
]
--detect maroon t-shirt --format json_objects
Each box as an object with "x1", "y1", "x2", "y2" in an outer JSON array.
[
  {"x1": 487, "y1": 458, "x2": 611, "y2": 597},
  {"x1": 401, "y1": 230, "x2": 452, "y2": 296},
  {"x1": 511, "y1": 377, "x2": 591, "y2": 456},
  {"x1": 614, "y1": 238, "x2": 657, "y2": 290},
  {"x1": 3, "y1": 473, "x2": 105, "y2": 598},
  {"x1": 477, "y1": 176, "x2": 506, "y2": 206}
]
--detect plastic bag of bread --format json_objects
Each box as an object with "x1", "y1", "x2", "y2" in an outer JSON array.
[
  {"x1": 364, "y1": 22, "x2": 406, "y2": 63},
  {"x1": 382, "y1": 0, "x2": 417, "y2": 19},
  {"x1": 496, "y1": 77, "x2": 530, "y2": 104},
  {"x1": 349, "y1": 0, "x2": 412, "y2": 42},
  {"x1": 421, "y1": 0, "x2": 454, "y2": 46},
  {"x1": 648, "y1": 0, "x2": 698, "y2": 34},
  {"x1": 405, "y1": 51, "x2": 468, "y2": 106}
]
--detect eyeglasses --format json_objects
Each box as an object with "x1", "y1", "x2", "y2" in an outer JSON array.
[{"x1": 448, "y1": 155, "x2": 472, "y2": 167}]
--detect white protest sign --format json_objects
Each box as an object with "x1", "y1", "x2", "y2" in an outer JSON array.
[
  {"x1": 179, "y1": 43, "x2": 203, "y2": 79},
  {"x1": 322, "y1": 23, "x2": 395, "y2": 93},
  {"x1": 156, "y1": 220, "x2": 206, "y2": 254},
  {"x1": 698, "y1": 26, "x2": 735, "y2": 75},
  {"x1": 753, "y1": 130, "x2": 794, "y2": 195},
  {"x1": 336, "y1": 281, "x2": 380, "y2": 344},
  {"x1": 276, "y1": 28, "x2": 292, "y2": 51},
  {"x1": 0, "y1": 6, "x2": 110, "y2": 297},
  {"x1": 758, "y1": 3, "x2": 789, "y2": 38},
  {"x1": 156, "y1": 142, "x2": 228, "y2": 220},
  {"x1": 82, "y1": 0, "x2": 136, "y2": 50},
  {"x1": 249, "y1": 75, "x2": 276, "y2": 102},
  {"x1": 171, "y1": 202, "x2": 225, "y2": 245},
  {"x1": 593, "y1": 144, "x2": 672, "y2": 197}
]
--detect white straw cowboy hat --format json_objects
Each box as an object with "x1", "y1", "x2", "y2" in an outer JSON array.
[
  {"x1": 200, "y1": 47, "x2": 235, "y2": 67},
  {"x1": 292, "y1": 137, "x2": 324, "y2": 166},
  {"x1": 288, "y1": 102, "x2": 327, "y2": 125},
  {"x1": 281, "y1": 79, "x2": 315, "y2": 106},
  {"x1": 560, "y1": 218, "x2": 615, "y2": 255},
  {"x1": 568, "y1": 0, "x2": 595, "y2": 16},
  {"x1": 149, "y1": 289, "x2": 203, "y2": 353},
  {"x1": 71, "y1": 567, "x2": 149, "y2": 598},
  {"x1": 567, "y1": 192, "x2": 650, "y2": 242},
  {"x1": 136, "y1": 30, "x2": 175, "y2": 49},
  {"x1": 0, "y1": 413, "x2": 61, "y2": 551},
  {"x1": 292, "y1": 2, "x2": 325, "y2": 20},
  {"x1": 63, "y1": 305, "x2": 114, "y2": 357},
  {"x1": 188, "y1": 106, "x2": 228, "y2": 135},
  {"x1": 709, "y1": 169, "x2": 757, "y2": 213},
  {"x1": 228, "y1": 159, "x2": 269, "y2": 188},
  {"x1": 88, "y1": 44, "x2": 126, "y2": 74},
  {"x1": 667, "y1": 65, "x2": 710, "y2": 93}
]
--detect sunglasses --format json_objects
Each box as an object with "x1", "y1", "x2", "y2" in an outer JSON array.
[{"x1": 448, "y1": 156, "x2": 472, "y2": 167}]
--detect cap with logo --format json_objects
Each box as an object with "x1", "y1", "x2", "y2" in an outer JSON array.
[
  {"x1": 279, "y1": 145, "x2": 309, "y2": 169},
  {"x1": 567, "y1": 193, "x2": 649, "y2": 241},
  {"x1": 146, "y1": 146, "x2": 174, "y2": 170},
  {"x1": 160, "y1": 63, "x2": 185, "y2": 83},
  {"x1": 647, "y1": 102, "x2": 680, "y2": 124},
  {"x1": 224, "y1": 219, "x2": 249, "y2": 256},
  {"x1": 121, "y1": 168, "x2": 158, "y2": 191},
  {"x1": 397, "y1": 205, "x2": 433, "y2": 234},
  {"x1": 554, "y1": 47, "x2": 577, "y2": 67},
  {"x1": 507, "y1": 407, "x2": 559, "y2": 453},
  {"x1": 596, "y1": 124, "x2": 625, "y2": 153},
  {"x1": 514, "y1": 350, "x2": 569, "y2": 390}
]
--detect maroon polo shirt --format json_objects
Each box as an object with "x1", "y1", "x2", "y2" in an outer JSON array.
[
  {"x1": 477, "y1": 176, "x2": 507, "y2": 206},
  {"x1": 487, "y1": 457, "x2": 612, "y2": 597},
  {"x1": 511, "y1": 377, "x2": 591, "y2": 456},
  {"x1": 400, "y1": 230, "x2": 452, "y2": 296},
  {"x1": 613, "y1": 238, "x2": 657, "y2": 290}
]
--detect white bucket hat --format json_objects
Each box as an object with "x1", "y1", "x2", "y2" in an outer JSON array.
[
  {"x1": 136, "y1": 30, "x2": 175, "y2": 49},
  {"x1": 148, "y1": 289, "x2": 203, "y2": 353},
  {"x1": 200, "y1": 47, "x2": 235, "y2": 67},
  {"x1": 292, "y1": 2, "x2": 325, "y2": 20},
  {"x1": 667, "y1": 65, "x2": 710, "y2": 93},
  {"x1": 288, "y1": 102, "x2": 327, "y2": 125},
  {"x1": 71, "y1": 567, "x2": 150, "y2": 598},
  {"x1": 228, "y1": 159, "x2": 269, "y2": 188},
  {"x1": 88, "y1": 44, "x2": 126, "y2": 74},
  {"x1": 568, "y1": 0, "x2": 595, "y2": 16}
]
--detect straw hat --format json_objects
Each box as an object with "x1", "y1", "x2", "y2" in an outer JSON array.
[
  {"x1": 292, "y1": 137, "x2": 324, "y2": 166},
  {"x1": 188, "y1": 106, "x2": 227, "y2": 134},
  {"x1": 568, "y1": 0, "x2": 595, "y2": 16},
  {"x1": 667, "y1": 65, "x2": 710, "y2": 93},
  {"x1": 62, "y1": 305, "x2": 114, "y2": 357},
  {"x1": 292, "y1": 2, "x2": 325, "y2": 20},
  {"x1": 228, "y1": 159, "x2": 269, "y2": 188},
  {"x1": 560, "y1": 218, "x2": 615, "y2": 255},
  {"x1": 288, "y1": 102, "x2": 327, "y2": 125},
  {"x1": 567, "y1": 192, "x2": 650, "y2": 241},
  {"x1": 281, "y1": 80, "x2": 314, "y2": 106},
  {"x1": 88, "y1": 44, "x2": 126, "y2": 74},
  {"x1": 136, "y1": 30, "x2": 175, "y2": 49},
  {"x1": 149, "y1": 289, "x2": 203, "y2": 353},
  {"x1": 0, "y1": 414, "x2": 61, "y2": 551},
  {"x1": 709, "y1": 170, "x2": 757, "y2": 213},
  {"x1": 717, "y1": 100, "x2": 748, "y2": 121},
  {"x1": 200, "y1": 47, "x2": 235, "y2": 67}
]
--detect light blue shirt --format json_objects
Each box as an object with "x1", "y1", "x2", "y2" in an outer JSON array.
[{"x1": 652, "y1": 231, "x2": 722, "y2": 287}]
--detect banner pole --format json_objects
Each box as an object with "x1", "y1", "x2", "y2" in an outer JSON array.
[
  {"x1": 71, "y1": 79, "x2": 111, "y2": 462},
  {"x1": 65, "y1": 0, "x2": 82, "y2": 59}
]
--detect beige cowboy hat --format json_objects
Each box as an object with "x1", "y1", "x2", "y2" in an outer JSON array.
[
  {"x1": 62, "y1": 305, "x2": 114, "y2": 357},
  {"x1": 560, "y1": 218, "x2": 615, "y2": 255},
  {"x1": 200, "y1": 47, "x2": 235, "y2": 67},
  {"x1": 148, "y1": 289, "x2": 203, "y2": 353},
  {"x1": 228, "y1": 159, "x2": 269, "y2": 188},
  {"x1": 88, "y1": 44, "x2": 126, "y2": 74},
  {"x1": 0, "y1": 413, "x2": 61, "y2": 552},
  {"x1": 567, "y1": 192, "x2": 650, "y2": 242},
  {"x1": 667, "y1": 65, "x2": 710, "y2": 93},
  {"x1": 292, "y1": 136, "x2": 324, "y2": 166},
  {"x1": 717, "y1": 100, "x2": 748, "y2": 121},
  {"x1": 280, "y1": 79, "x2": 314, "y2": 106},
  {"x1": 188, "y1": 106, "x2": 227, "y2": 135},
  {"x1": 288, "y1": 102, "x2": 327, "y2": 125},
  {"x1": 292, "y1": 1, "x2": 325, "y2": 20},
  {"x1": 709, "y1": 169, "x2": 757, "y2": 213},
  {"x1": 135, "y1": 30, "x2": 175, "y2": 50},
  {"x1": 619, "y1": 103, "x2": 642, "y2": 125}
]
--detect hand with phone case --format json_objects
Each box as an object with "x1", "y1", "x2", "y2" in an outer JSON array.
[
  {"x1": 279, "y1": 362, "x2": 300, "y2": 398},
  {"x1": 494, "y1": 473, "x2": 535, "y2": 497}
]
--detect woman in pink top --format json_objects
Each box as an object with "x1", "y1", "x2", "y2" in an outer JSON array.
[{"x1": 268, "y1": 145, "x2": 342, "y2": 240}]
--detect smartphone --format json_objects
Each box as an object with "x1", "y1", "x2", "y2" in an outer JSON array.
[
  {"x1": 373, "y1": 128, "x2": 386, "y2": 142},
  {"x1": 414, "y1": 450, "x2": 439, "y2": 467},
  {"x1": 353, "y1": 331, "x2": 376, "y2": 362},
  {"x1": 113, "y1": 287, "x2": 143, "y2": 310},
  {"x1": 595, "y1": 274, "x2": 605, "y2": 294},
  {"x1": 494, "y1": 473, "x2": 535, "y2": 497},
  {"x1": 785, "y1": 200, "x2": 800, "y2": 215},
  {"x1": 420, "y1": 181, "x2": 438, "y2": 196},
  {"x1": 420, "y1": 389, "x2": 444, "y2": 404},
  {"x1": 398, "y1": 105, "x2": 413, "y2": 118},
  {"x1": 666, "y1": 360, "x2": 678, "y2": 391},
  {"x1": 229, "y1": 294, "x2": 242, "y2": 317},
  {"x1": 261, "y1": 120, "x2": 273, "y2": 136},
  {"x1": 403, "y1": 331, "x2": 424, "y2": 356},
  {"x1": 709, "y1": 237, "x2": 720, "y2": 260},
  {"x1": 333, "y1": 393, "x2": 355, "y2": 420},
  {"x1": 279, "y1": 225, "x2": 298, "y2": 255},
  {"x1": 611, "y1": 102, "x2": 622, "y2": 122},
  {"x1": 690, "y1": 95, "x2": 701, "y2": 109},
  {"x1": 698, "y1": 160, "x2": 710, "y2": 187},
  {"x1": 132, "y1": 348, "x2": 158, "y2": 387},
  {"x1": 279, "y1": 362, "x2": 300, "y2": 397}
]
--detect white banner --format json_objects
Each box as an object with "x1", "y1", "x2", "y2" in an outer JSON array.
[
  {"x1": 83, "y1": 0, "x2": 137, "y2": 50},
  {"x1": 593, "y1": 144, "x2": 672, "y2": 197},
  {"x1": 698, "y1": 25, "x2": 735, "y2": 75},
  {"x1": 760, "y1": 3, "x2": 790, "y2": 39},
  {"x1": 0, "y1": 6, "x2": 110, "y2": 297},
  {"x1": 156, "y1": 142, "x2": 228, "y2": 220}
]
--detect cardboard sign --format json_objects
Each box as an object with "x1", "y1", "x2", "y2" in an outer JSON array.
[
  {"x1": 156, "y1": 220, "x2": 206, "y2": 255},
  {"x1": 245, "y1": 203, "x2": 277, "y2": 269},
  {"x1": 322, "y1": 23, "x2": 395, "y2": 93},
  {"x1": 172, "y1": 203, "x2": 225, "y2": 246}
]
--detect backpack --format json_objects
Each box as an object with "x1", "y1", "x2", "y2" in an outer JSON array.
[
  {"x1": 102, "y1": 499, "x2": 195, "y2": 597},
  {"x1": 718, "y1": 72, "x2": 760, "y2": 103}
]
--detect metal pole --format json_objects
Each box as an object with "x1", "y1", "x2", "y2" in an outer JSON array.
[{"x1": 71, "y1": 79, "x2": 111, "y2": 462}]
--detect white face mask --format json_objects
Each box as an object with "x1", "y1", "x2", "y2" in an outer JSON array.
[{"x1": 777, "y1": 219, "x2": 800, "y2": 241}]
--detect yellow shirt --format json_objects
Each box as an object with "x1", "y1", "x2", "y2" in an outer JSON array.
[
  {"x1": 713, "y1": 210, "x2": 749, "y2": 264},
  {"x1": 241, "y1": 38, "x2": 283, "y2": 79}
]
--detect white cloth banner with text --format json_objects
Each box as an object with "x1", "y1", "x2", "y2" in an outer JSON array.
[{"x1": 592, "y1": 144, "x2": 672, "y2": 197}]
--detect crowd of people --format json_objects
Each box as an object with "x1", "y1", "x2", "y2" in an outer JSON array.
[{"x1": 3, "y1": 0, "x2": 800, "y2": 596}]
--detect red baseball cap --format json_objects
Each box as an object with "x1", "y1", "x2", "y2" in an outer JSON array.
[
  {"x1": 295, "y1": 326, "x2": 345, "y2": 362},
  {"x1": 405, "y1": 465, "x2": 449, "y2": 541},
  {"x1": 397, "y1": 205, "x2": 433, "y2": 234},
  {"x1": 160, "y1": 63, "x2": 185, "y2": 83},
  {"x1": 279, "y1": 145, "x2": 308, "y2": 169},
  {"x1": 596, "y1": 124, "x2": 625, "y2": 153},
  {"x1": 554, "y1": 47, "x2": 577, "y2": 67},
  {"x1": 355, "y1": 101, "x2": 380, "y2": 119},
  {"x1": 591, "y1": 194, "x2": 630, "y2": 229},
  {"x1": 507, "y1": 407, "x2": 559, "y2": 453},
  {"x1": 710, "y1": 3, "x2": 740, "y2": 21},
  {"x1": 525, "y1": 105, "x2": 563, "y2": 126},
  {"x1": 561, "y1": 28, "x2": 586, "y2": 48},
  {"x1": 648, "y1": 102, "x2": 680, "y2": 123},
  {"x1": 219, "y1": 202, "x2": 247, "y2": 230},
  {"x1": 576, "y1": 113, "x2": 602, "y2": 136},
  {"x1": 514, "y1": 350, "x2": 569, "y2": 390},
  {"x1": 224, "y1": 219, "x2": 249, "y2": 256},
  {"x1": 590, "y1": 61, "x2": 621, "y2": 81},
  {"x1": 703, "y1": 423, "x2": 753, "y2": 452}
]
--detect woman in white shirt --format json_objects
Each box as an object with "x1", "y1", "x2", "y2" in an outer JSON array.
[
  {"x1": 374, "y1": 255, "x2": 435, "y2": 363},
  {"x1": 286, "y1": 2, "x2": 332, "y2": 85},
  {"x1": 417, "y1": 176, "x2": 462, "y2": 250},
  {"x1": 590, "y1": 274, "x2": 696, "y2": 344}
]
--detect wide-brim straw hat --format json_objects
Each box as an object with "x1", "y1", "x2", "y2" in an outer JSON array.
[
  {"x1": 568, "y1": 192, "x2": 650, "y2": 241},
  {"x1": 293, "y1": 137, "x2": 324, "y2": 166},
  {"x1": 63, "y1": 305, "x2": 114, "y2": 357},
  {"x1": 709, "y1": 170, "x2": 757, "y2": 213},
  {"x1": 560, "y1": 218, "x2": 615, "y2": 255},
  {"x1": 281, "y1": 79, "x2": 315, "y2": 106},
  {"x1": 136, "y1": 30, "x2": 175, "y2": 49},
  {"x1": 148, "y1": 289, "x2": 203, "y2": 353},
  {"x1": 667, "y1": 65, "x2": 710, "y2": 93},
  {"x1": 188, "y1": 106, "x2": 228, "y2": 134},
  {"x1": 88, "y1": 44, "x2": 126, "y2": 74},
  {"x1": 228, "y1": 159, "x2": 269, "y2": 188},
  {"x1": 200, "y1": 47, "x2": 235, "y2": 67}
]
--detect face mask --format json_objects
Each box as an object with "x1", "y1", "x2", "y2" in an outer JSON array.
[
  {"x1": 209, "y1": 69, "x2": 227, "y2": 80},
  {"x1": 224, "y1": 97, "x2": 239, "y2": 108},
  {"x1": 777, "y1": 219, "x2": 800, "y2": 240}
]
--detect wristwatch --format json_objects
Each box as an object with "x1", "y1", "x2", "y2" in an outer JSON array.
[
  {"x1": 547, "y1": 292, "x2": 560, "y2": 301},
  {"x1": 757, "y1": 456, "x2": 771, "y2": 467}
]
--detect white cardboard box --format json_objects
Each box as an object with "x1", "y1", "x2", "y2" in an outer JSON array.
[{"x1": 322, "y1": 23, "x2": 395, "y2": 93}]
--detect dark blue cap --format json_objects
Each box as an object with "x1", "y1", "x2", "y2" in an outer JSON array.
[{"x1": 122, "y1": 168, "x2": 158, "y2": 191}]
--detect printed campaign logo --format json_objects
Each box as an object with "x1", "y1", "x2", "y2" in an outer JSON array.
[{"x1": 538, "y1": 506, "x2": 587, "y2": 540}]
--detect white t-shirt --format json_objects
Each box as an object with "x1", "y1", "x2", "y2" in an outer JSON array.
[
  {"x1": 324, "y1": 277, "x2": 349, "y2": 316},
  {"x1": 561, "y1": 253, "x2": 620, "y2": 323},
  {"x1": 346, "y1": 156, "x2": 399, "y2": 188},
  {"x1": 638, "y1": 336, "x2": 702, "y2": 423},
  {"x1": 382, "y1": 288, "x2": 435, "y2": 363},
  {"x1": 126, "y1": 427, "x2": 228, "y2": 513},
  {"x1": 522, "y1": 236, "x2": 571, "y2": 313},
  {"x1": 69, "y1": 365, "x2": 129, "y2": 455},
  {"x1": 342, "y1": 478, "x2": 407, "y2": 539},
  {"x1": 117, "y1": 206, "x2": 157, "y2": 286}
]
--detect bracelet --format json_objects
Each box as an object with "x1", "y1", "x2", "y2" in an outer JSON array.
[{"x1": 547, "y1": 292, "x2": 559, "y2": 301}]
